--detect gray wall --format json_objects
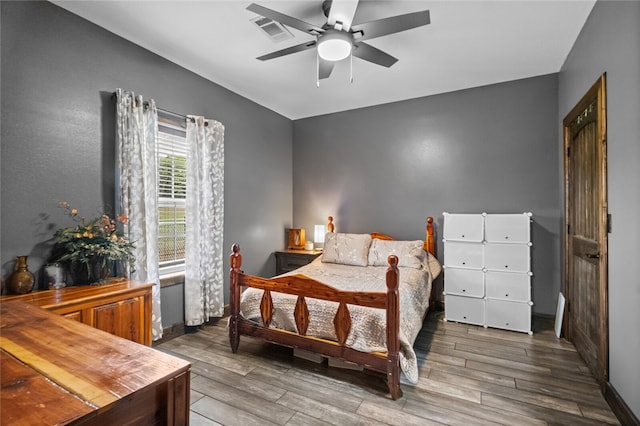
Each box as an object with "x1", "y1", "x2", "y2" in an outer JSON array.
[
  {"x1": 559, "y1": 0, "x2": 640, "y2": 418},
  {"x1": 293, "y1": 74, "x2": 561, "y2": 315},
  {"x1": 1, "y1": 1, "x2": 293, "y2": 324}
]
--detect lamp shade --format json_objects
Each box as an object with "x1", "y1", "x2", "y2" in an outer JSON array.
[
  {"x1": 314, "y1": 224, "x2": 326, "y2": 246},
  {"x1": 317, "y1": 29, "x2": 352, "y2": 61}
]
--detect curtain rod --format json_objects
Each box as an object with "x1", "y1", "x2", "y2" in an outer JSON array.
[
  {"x1": 160, "y1": 110, "x2": 209, "y2": 126},
  {"x1": 113, "y1": 92, "x2": 207, "y2": 125},
  {"x1": 112, "y1": 91, "x2": 185, "y2": 118},
  {"x1": 158, "y1": 107, "x2": 186, "y2": 120},
  {"x1": 159, "y1": 108, "x2": 209, "y2": 125}
]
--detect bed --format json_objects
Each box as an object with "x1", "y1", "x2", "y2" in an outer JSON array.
[{"x1": 229, "y1": 217, "x2": 441, "y2": 400}]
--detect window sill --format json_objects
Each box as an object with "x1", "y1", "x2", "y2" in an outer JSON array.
[{"x1": 160, "y1": 271, "x2": 185, "y2": 288}]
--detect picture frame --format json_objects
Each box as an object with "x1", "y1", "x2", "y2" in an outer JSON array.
[{"x1": 287, "y1": 228, "x2": 306, "y2": 250}]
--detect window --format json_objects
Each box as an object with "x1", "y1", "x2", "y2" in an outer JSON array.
[{"x1": 157, "y1": 111, "x2": 187, "y2": 275}]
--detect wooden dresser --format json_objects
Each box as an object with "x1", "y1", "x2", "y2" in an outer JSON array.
[
  {"x1": 0, "y1": 279, "x2": 154, "y2": 345},
  {"x1": 0, "y1": 300, "x2": 190, "y2": 425}
]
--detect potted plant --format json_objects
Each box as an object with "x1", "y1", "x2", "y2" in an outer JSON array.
[{"x1": 50, "y1": 201, "x2": 135, "y2": 285}]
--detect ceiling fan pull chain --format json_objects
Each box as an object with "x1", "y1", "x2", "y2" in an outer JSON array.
[
  {"x1": 316, "y1": 51, "x2": 320, "y2": 88},
  {"x1": 350, "y1": 50, "x2": 354, "y2": 84}
]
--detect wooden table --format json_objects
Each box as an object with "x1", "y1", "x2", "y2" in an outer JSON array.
[{"x1": 0, "y1": 300, "x2": 191, "y2": 425}]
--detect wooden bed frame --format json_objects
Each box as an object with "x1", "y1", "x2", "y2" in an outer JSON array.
[{"x1": 229, "y1": 217, "x2": 436, "y2": 400}]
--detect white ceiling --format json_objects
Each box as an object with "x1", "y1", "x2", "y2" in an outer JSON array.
[{"x1": 51, "y1": 0, "x2": 595, "y2": 120}]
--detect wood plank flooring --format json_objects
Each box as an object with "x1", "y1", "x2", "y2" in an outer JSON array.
[{"x1": 155, "y1": 310, "x2": 619, "y2": 426}]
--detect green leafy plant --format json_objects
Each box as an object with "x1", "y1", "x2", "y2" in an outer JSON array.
[{"x1": 50, "y1": 201, "x2": 135, "y2": 281}]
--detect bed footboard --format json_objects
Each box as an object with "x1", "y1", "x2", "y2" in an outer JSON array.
[{"x1": 229, "y1": 244, "x2": 402, "y2": 400}]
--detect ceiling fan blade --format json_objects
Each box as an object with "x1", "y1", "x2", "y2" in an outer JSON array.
[
  {"x1": 352, "y1": 42, "x2": 398, "y2": 67},
  {"x1": 319, "y1": 58, "x2": 335, "y2": 79},
  {"x1": 257, "y1": 41, "x2": 317, "y2": 61},
  {"x1": 247, "y1": 3, "x2": 324, "y2": 36},
  {"x1": 327, "y1": 0, "x2": 359, "y2": 31},
  {"x1": 351, "y1": 10, "x2": 430, "y2": 42}
]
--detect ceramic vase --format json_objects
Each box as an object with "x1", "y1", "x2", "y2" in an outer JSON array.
[
  {"x1": 8, "y1": 255, "x2": 35, "y2": 294},
  {"x1": 44, "y1": 263, "x2": 66, "y2": 289}
]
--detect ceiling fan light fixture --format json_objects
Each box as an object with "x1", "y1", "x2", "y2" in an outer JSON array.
[{"x1": 317, "y1": 29, "x2": 352, "y2": 61}]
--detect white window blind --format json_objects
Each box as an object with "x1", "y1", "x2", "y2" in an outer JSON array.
[{"x1": 158, "y1": 112, "x2": 187, "y2": 274}]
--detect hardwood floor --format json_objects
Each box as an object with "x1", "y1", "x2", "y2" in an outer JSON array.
[{"x1": 155, "y1": 310, "x2": 620, "y2": 426}]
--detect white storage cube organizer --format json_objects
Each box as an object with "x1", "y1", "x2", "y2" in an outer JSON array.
[
  {"x1": 484, "y1": 214, "x2": 530, "y2": 243},
  {"x1": 485, "y1": 271, "x2": 531, "y2": 302},
  {"x1": 444, "y1": 294, "x2": 485, "y2": 326},
  {"x1": 443, "y1": 212, "x2": 533, "y2": 334},
  {"x1": 442, "y1": 213, "x2": 484, "y2": 242},
  {"x1": 485, "y1": 299, "x2": 532, "y2": 334},
  {"x1": 444, "y1": 268, "x2": 485, "y2": 298},
  {"x1": 442, "y1": 241, "x2": 484, "y2": 269},
  {"x1": 484, "y1": 243, "x2": 531, "y2": 273}
]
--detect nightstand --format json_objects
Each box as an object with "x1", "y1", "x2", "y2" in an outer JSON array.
[{"x1": 275, "y1": 249, "x2": 322, "y2": 275}]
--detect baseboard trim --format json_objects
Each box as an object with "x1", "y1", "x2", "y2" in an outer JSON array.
[
  {"x1": 604, "y1": 381, "x2": 638, "y2": 425},
  {"x1": 153, "y1": 323, "x2": 186, "y2": 346},
  {"x1": 532, "y1": 312, "x2": 555, "y2": 320},
  {"x1": 153, "y1": 304, "x2": 231, "y2": 346}
]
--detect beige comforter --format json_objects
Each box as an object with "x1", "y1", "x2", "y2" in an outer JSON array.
[{"x1": 239, "y1": 254, "x2": 441, "y2": 383}]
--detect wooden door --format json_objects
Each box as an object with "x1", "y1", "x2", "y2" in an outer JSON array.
[{"x1": 563, "y1": 74, "x2": 608, "y2": 388}]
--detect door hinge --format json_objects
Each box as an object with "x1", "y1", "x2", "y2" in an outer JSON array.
[
  {"x1": 567, "y1": 223, "x2": 571, "y2": 234},
  {"x1": 607, "y1": 213, "x2": 612, "y2": 233}
]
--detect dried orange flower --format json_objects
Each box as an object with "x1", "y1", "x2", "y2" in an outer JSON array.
[{"x1": 51, "y1": 201, "x2": 135, "y2": 273}]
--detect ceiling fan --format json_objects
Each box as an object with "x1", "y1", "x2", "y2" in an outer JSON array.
[{"x1": 247, "y1": 0, "x2": 431, "y2": 82}]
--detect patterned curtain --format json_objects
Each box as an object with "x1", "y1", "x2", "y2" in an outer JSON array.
[
  {"x1": 184, "y1": 115, "x2": 225, "y2": 325},
  {"x1": 114, "y1": 88, "x2": 163, "y2": 340}
]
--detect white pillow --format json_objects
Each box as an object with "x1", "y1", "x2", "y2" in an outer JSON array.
[
  {"x1": 368, "y1": 239, "x2": 426, "y2": 269},
  {"x1": 322, "y1": 233, "x2": 372, "y2": 266}
]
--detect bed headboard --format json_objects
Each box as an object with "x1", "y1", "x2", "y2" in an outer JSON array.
[{"x1": 325, "y1": 216, "x2": 436, "y2": 257}]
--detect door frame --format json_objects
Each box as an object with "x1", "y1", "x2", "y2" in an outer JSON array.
[{"x1": 562, "y1": 73, "x2": 608, "y2": 388}]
